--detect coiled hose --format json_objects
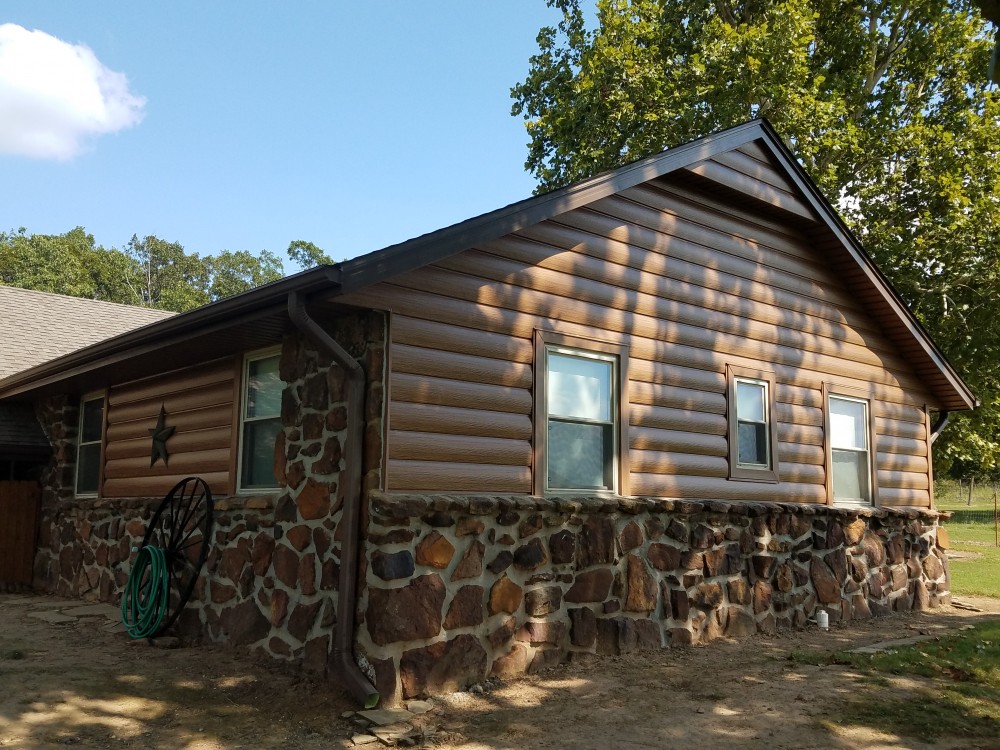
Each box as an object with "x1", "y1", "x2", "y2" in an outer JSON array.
[{"x1": 121, "y1": 545, "x2": 169, "y2": 639}]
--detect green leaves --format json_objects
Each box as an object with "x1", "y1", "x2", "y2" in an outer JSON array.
[
  {"x1": 209, "y1": 249, "x2": 283, "y2": 300},
  {"x1": 513, "y1": 0, "x2": 1000, "y2": 477},
  {"x1": 285, "y1": 240, "x2": 333, "y2": 270},
  {"x1": 1, "y1": 229, "x2": 294, "y2": 313}
]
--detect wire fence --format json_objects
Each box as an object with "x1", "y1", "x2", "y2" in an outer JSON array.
[
  {"x1": 935, "y1": 479, "x2": 1000, "y2": 511},
  {"x1": 944, "y1": 509, "x2": 1000, "y2": 525}
]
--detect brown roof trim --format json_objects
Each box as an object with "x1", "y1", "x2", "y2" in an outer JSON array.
[{"x1": 0, "y1": 265, "x2": 341, "y2": 399}]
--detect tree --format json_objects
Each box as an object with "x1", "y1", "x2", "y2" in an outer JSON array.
[
  {"x1": 0, "y1": 227, "x2": 139, "y2": 302},
  {"x1": 512, "y1": 0, "x2": 1000, "y2": 476},
  {"x1": 286, "y1": 239, "x2": 333, "y2": 270},
  {"x1": 3, "y1": 229, "x2": 297, "y2": 313},
  {"x1": 125, "y1": 236, "x2": 286, "y2": 310},
  {"x1": 209, "y1": 249, "x2": 283, "y2": 300},
  {"x1": 124, "y1": 235, "x2": 212, "y2": 312}
]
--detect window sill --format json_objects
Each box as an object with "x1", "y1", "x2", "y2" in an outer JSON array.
[
  {"x1": 728, "y1": 469, "x2": 779, "y2": 484},
  {"x1": 831, "y1": 498, "x2": 874, "y2": 508}
]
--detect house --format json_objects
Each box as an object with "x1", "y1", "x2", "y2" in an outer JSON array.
[
  {"x1": 0, "y1": 286, "x2": 172, "y2": 588},
  {"x1": 0, "y1": 120, "x2": 973, "y2": 706}
]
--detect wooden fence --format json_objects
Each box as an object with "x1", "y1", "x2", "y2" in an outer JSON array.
[{"x1": 0, "y1": 480, "x2": 40, "y2": 588}]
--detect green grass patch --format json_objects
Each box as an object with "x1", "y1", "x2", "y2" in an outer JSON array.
[
  {"x1": 947, "y1": 523, "x2": 1000, "y2": 545},
  {"x1": 796, "y1": 621, "x2": 1000, "y2": 742},
  {"x1": 942, "y1": 522, "x2": 1000, "y2": 598}
]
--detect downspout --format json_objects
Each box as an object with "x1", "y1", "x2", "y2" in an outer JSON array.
[
  {"x1": 930, "y1": 410, "x2": 950, "y2": 444},
  {"x1": 288, "y1": 291, "x2": 379, "y2": 708}
]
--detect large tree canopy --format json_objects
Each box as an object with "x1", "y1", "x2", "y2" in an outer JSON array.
[{"x1": 512, "y1": 0, "x2": 1000, "y2": 476}]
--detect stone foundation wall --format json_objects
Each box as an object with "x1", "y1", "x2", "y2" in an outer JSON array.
[
  {"x1": 358, "y1": 493, "x2": 950, "y2": 704},
  {"x1": 31, "y1": 311, "x2": 386, "y2": 675}
]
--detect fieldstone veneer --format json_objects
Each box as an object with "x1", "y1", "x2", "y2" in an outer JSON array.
[
  {"x1": 358, "y1": 492, "x2": 949, "y2": 704},
  {"x1": 31, "y1": 311, "x2": 386, "y2": 675}
]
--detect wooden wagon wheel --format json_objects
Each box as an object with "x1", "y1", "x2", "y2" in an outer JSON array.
[{"x1": 138, "y1": 476, "x2": 214, "y2": 634}]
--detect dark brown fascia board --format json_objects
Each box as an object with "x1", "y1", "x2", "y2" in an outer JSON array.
[
  {"x1": 0, "y1": 265, "x2": 342, "y2": 400},
  {"x1": 334, "y1": 120, "x2": 769, "y2": 296},
  {"x1": 753, "y1": 120, "x2": 977, "y2": 412}
]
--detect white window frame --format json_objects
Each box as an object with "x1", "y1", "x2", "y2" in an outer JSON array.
[
  {"x1": 237, "y1": 346, "x2": 283, "y2": 492},
  {"x1": 75, "y1": 391, "x2": 105, "y2": 497},
  {"x1": 533, "y1": 330, "x2": 629, "y2": 496},
  {"x1": 826, "y1": 390, "x2": 876, "y2": 507},
  {"x1": 726, "y1": 365, "x2": 779, "y2": 483}
]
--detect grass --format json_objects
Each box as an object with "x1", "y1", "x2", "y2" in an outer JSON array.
[
  {"x1": 792, "y1": 621, "x2": 1000, "y2": 742},
  {"x1": 937, "y1": 479, "x2": 1000, "y2": 598},
  {"x1": 943, "y1": 522, "x2": 1000, "y2": 599}
]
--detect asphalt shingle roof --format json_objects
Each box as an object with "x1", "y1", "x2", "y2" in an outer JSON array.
[{"x1": 0, "y1": 285, "x2": 175, "y2": 380}]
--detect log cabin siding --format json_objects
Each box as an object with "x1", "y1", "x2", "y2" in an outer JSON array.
[
  {"x1": 341, "y1": 169, "x2": 935, "y2": 507},
  {"x1": 103, "y1": 358, "x2": 235, "y2": 498}
]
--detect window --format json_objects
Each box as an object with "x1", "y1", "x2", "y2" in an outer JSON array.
[
  {"x1": 828, "y1": 393, "x2": 873, "y2": 505},
  {"x1": 75, "y1": 393, "x2": 104, "y2": 495},
  {"x1": 726, "y1": 365, "x2": 779, "y2": 482},
  {"x1": 534, "y1": 331, "x2": 628, "y2": 495},
  {"x1": 238, "y1": 349, "x2": 283, "y2": 491}
]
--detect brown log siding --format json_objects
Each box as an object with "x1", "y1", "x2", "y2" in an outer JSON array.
[
  {"x1": 103, "y1": 358, "x2": 235, "y2": 498},
  {"x1": 342, "y1": 167, "x2": 934, "y2": 507}
]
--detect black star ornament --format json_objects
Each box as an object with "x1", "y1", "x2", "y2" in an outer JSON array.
[{"x1": 149, "y1": 405, "x2": 175, "y2": 467}]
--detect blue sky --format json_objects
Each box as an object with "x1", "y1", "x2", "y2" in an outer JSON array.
[{"x1": 0, "y1": 2, "x2": 564, "y2": 269}]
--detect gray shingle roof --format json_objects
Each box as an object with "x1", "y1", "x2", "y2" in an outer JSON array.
[{"x1": 0, "y1": 285, "x2": 175, "y2": 380}]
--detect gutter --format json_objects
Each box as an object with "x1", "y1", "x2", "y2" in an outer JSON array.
[
  {"x1": 0, "y1": 265, "x2": 342, "y2": 400},
  {"x1": 930, "y1": 411, "x2": 950, "y2": 444},
  {"x1": 287, "y1": 291, "x2": 380, "y2": 708}
]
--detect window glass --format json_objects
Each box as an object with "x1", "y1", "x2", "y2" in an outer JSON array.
[
  {"x1": 832, "y1": 450, "x2": 869, "y2": 500},
  {"x1": 76, "y1": 395, "x2": 104, "y2": 495},
  {"x1": 830, "y1": 397, "x2": 867, "y2": 450},
  {"x1": 81, "y1": 398, "x2": 104, "y2": 443},
  {"x1": 736, "y1": 381, "x2": 765, "y2": 423},
  {"x1": 240, "y1": 352, "x2": 282, "y2": 490},
  {"x1": 734, "y1": 378, "x2": 769, "y2": 468},
  {"x1": 738, "y1": 422, "x2": 768, "y2": 465},
  {"x1": 544, "y1": 347, "x2": 617, "y2": 493},
  {"x1": 547, "y1": 422, "x2": 612, "y2": 490},
  {"x1": 241, "y1": 419, "x2": 283, "y2": 489},
  {"x1": 547, "y1": 353, "x2": 611, "y2": 421},
  {"x1": 246, "y1": 356, "x2": 282, "y2": 419},
  {"x1": 829, "y1": 395, "x2": 871, "y2": 504}
]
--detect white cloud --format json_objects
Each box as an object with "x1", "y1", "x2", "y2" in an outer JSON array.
[{"x1": 0, "y1": 24, "x2": 146, "y2": 160}]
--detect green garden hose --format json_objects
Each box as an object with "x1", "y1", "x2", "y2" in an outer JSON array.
[{"x1": 121, "y1": 545, "x2": 170, "y2": 639}]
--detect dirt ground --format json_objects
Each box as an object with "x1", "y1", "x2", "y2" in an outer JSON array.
[{"x1": 2, "y1": 593, "x2": 999, "y2": 750}]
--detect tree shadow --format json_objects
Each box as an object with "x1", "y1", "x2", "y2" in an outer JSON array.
[
  {"x1": 426, "y1": 608, "x2": 1000, "y2": 750},
  {"x1": 0, "y1": 600, "x2": 353, "y2": 749}
]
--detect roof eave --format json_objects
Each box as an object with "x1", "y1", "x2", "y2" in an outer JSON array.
[
  {"x1": 0, "y1": 265, "x2": 342, "y2": 400},
  {"x1": 0, "y1": 120, "x2": 976, "y2": 413}
]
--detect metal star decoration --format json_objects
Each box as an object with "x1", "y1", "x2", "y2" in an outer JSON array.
[{"x1": 149, "y1": 405, "x2": 175, "y2": 467}]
